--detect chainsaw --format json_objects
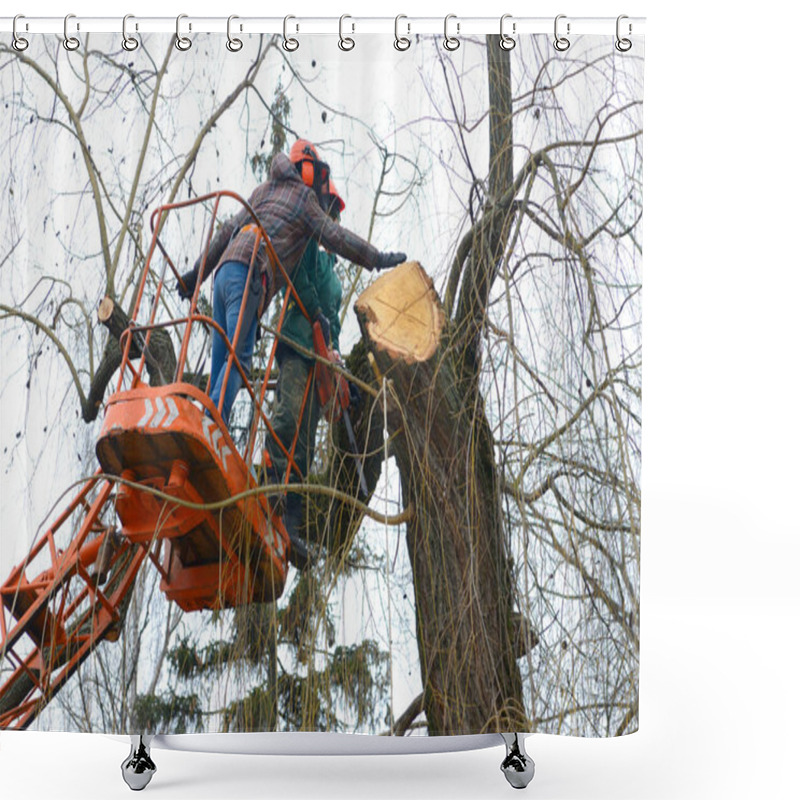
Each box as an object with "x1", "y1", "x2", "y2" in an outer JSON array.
[{"x1": 312, "y1": 321, "x2": 369, "y2": 497}]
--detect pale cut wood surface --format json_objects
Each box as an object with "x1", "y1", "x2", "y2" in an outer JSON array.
[{"x1": 354, "y1": 261, "x2": 444, "y2": 363}]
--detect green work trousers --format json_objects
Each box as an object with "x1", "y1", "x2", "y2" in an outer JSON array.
[{"x1": 265, "y1": 346, "x2": 321, "y2": 496}]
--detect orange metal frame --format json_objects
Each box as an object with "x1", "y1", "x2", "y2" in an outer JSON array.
[
  {"x1": 0, "y1": 474, "x2": 146, "y2": 729},
  {"x1": 122, "y1": 190, "x2": 312, "y2": 480},
  {"x1": 0, "y1": 192, "x2": 318, "y2": 729}
]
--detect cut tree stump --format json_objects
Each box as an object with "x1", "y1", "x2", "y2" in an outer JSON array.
[
  {"x1": 304, "y1": 262, "x2": 448, "y2": 558},
  {"x1": 82, "y1": 298, "x2": 179, "y2": 422},
  {"x1": 97, "y1": 296, "x2": 177, "y2": 387}
]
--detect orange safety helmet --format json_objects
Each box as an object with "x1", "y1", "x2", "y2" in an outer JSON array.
[
  {"x1": 289, "y1": 138, "x2": 331, "y2": 202},
  {"x1": 326, "y1": 179, "x2": 346, "y2": 214},
  {"x1": 289, "y1": 139, "x2": 321, "y2": 189}
]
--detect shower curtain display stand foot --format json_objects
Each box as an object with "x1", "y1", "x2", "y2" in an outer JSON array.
[
  {"x1": 118, "y1": 732, "x2": 534, "y2": 790},
  {"x1": 121, "y1": 734, "x2": 156, "y2": 791},
  {"x1": 500, "y1": 732, "x2": 535, "y2": 789}
]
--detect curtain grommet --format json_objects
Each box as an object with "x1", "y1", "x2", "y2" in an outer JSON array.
[
  {"x1": 226, "y1": 15, "x2": 243, "y2": 52},
  {"x1": 394, "y1": 15, "x2": 411, "y2": 51},
  {"x1": 339, "y1": 15, "x2": 355, "y2": 51},
  {"x1": 12, "y1": 14, "x2": 29, "y2": 51},
  {"x1": 122, "y1": 14, "x2": 139, "y2": 51},
  {"x1": 443, "y1": 14, "x2": 460, "y2": 51},
  {"x1": 63, "y1": 13, "x2": 80, "y2": 51},
  {"x1": 499, "y1": 14, "x2": 516, "y2": 51},
  {"x1": 282, "y1": 15, "x2": 299, "y2": 51},
  {"x1": 175, "y1": 14, "x2": 192, "y2": 51},
  {"x1": 553, "y1": 14, "x2": 570, "y2": 51}
]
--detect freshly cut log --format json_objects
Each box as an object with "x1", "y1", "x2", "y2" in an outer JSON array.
[
  {"x1": 355, "y1": 261, "x2": 444, "y2": 364},
  {"x1": 82, "y1": 298, "x2": 179, "y2": 422}
]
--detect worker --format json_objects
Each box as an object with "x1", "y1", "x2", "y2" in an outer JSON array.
[
  {"x1": 264, "y1": 180, "x2": 348, "y2": 569},
  {"x1": 177, "y1": 139, "x2": 405, "y2": 425}
]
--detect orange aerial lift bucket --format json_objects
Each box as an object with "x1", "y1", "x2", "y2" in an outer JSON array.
[
  {"x1": 88, "y1": 190, "x2": 315, "y2": 612},
  {"x1": 95, "y1": 381, "x2": 287, "y2": 612}
]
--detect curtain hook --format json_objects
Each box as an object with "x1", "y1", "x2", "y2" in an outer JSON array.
[
  {"x1": 339, "y1": 15, "x2": 355, "y2": 51},
  {"x1": 443, "y1": 14, "x2": 460, "y2": 51},
  {"x1": 283, "y1": 15, "x2": 299, "y2": 51},
  {"x1": 499, "y1": 14, "x2": 516, "y2": 50},
  {"x1": 553, "y1": 14, "x2": 570, "y2": 51},
  {"x1": 175, "y1": 14, "x2": 192, "y2": 51},
  {"x1": 226, "y1": 15, "x2": 243, "y2": 52},
  {"x1": 122, "y1": 14, "x2": 139, "y2": 51},
  {"x1": 63, "y1": 13, "x2": 80, "y2": 51},
  {"x1": 394, "y1": 14, "x2": 411, "y2": 51},
  {"x1": 615, "y1": 15, "x2": 632, "y2": 52},
  {"x1": 12, "y1": 14, "x2": 29, "y2": 51}
]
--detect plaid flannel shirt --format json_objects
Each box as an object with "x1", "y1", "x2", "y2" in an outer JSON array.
[{"x1": 198, "y1": 153, "x2": 381, "y2": 299}]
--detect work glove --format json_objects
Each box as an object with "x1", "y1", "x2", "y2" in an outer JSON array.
[
  {"x1": 313, "y1": 309, "x2": 331, "y2": 347},
  {"x1": 375, "y1": 251, "x2": 407, "y2": 271},
  {"x1": 176, "y1": 267, "x2": 198, "y2": 301}
]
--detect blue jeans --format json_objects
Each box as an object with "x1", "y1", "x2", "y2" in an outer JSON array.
[{"x1": 209, "y1": 261, "x2": 259, "y2": 426}]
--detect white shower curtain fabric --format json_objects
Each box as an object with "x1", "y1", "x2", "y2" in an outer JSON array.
[{"x1": 0, "y1": 31, "x2": 644, "y2": 738}]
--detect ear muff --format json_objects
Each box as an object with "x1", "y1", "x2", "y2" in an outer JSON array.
[
  {"x1": 294, "y1": 152, "x2": 331, "y2": 199},
  {"x1": 300, "y1": 160, "x2": 315, "y2": 188},
  {"x1": 327, "y1": 178, "x2": 346, "y2": 213}
]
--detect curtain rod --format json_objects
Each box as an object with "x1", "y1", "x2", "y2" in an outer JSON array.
[{"x1": 1, "y1": 16, "x2": 646, "y2": 37}]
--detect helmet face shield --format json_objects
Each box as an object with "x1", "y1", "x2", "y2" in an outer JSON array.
[
  {"x1": 324, "y1": 195, "x2": 341, "y2": 220},
  {"x1": 322, "y1": 178, "x2": 344, "y2": 221},
  {"x1": 325, "y1": 178, "x2": 346, "y2": 216},
  {"x1": 314, "y1": 160, "x2": 330, "y2": 198}
]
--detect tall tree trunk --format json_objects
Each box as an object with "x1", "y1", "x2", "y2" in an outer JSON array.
[
  {"x1": 343, "y1": 38, "x2": 526, "y2": 735},
  {"x1": 355, "y1": 262, "x2": 525, "y2": 734},
  {"x1": 454, "y1": 35, "x2": 515, "y2": 379}
]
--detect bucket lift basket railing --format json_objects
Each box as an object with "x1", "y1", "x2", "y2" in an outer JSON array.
[
  {"x1": 122, "y1": 189, "x2": 316, "y2": 476},
  {"x1": 1, "y1": 191, "x2": 323, "y2": 729}
]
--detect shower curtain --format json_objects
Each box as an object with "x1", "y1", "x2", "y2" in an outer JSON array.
[{"x1": 0, "y1": 26, "x2": 643, "y2": 741}]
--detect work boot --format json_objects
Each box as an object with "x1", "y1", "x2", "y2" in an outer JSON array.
[{"x1": 283, "y1": 494, "x2": 312, "y2": 571}]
